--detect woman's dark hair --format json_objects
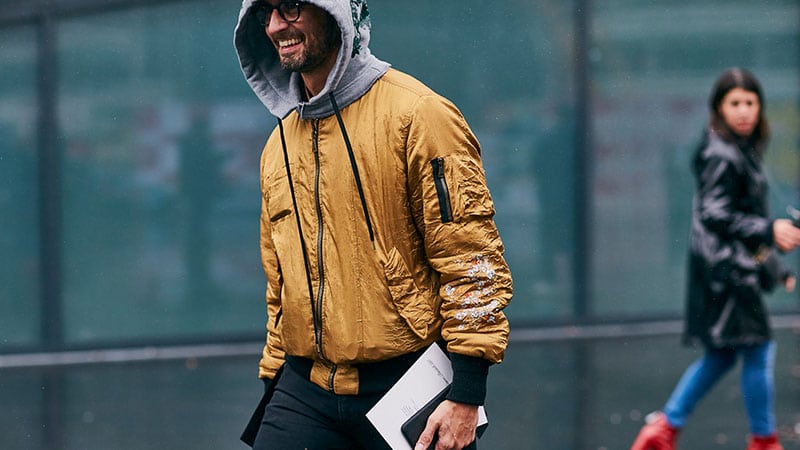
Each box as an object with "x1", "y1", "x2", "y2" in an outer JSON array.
[{"x1": 708, "y1": 67, "x2": 770, "y2": 152}]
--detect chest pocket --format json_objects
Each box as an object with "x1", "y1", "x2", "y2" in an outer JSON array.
[{"x1": 265, "y1": 169, "x2": 294, "y2": 224}]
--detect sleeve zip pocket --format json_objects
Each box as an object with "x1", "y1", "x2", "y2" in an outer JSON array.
[{"x1": 431, "y1": 157, "x2": 454, "y2": 223}]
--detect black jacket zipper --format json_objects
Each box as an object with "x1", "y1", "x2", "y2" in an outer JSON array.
[
  {"x1": 311, "y1": 120, "x2": 327, "y2": 361},
  {"x1": 276, "y1": 118, "x2": 336, "y2": 389},
  {"x1": 431, "y1": 157, "x2": 454, "y2": 223},
  {"x1": 312, "y1": 120, "x2": 337, "y2": 389}
]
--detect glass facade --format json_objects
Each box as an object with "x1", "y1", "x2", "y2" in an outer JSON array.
[{"x1": 0, "y1": 0, "x2": 798, "y2": 344}]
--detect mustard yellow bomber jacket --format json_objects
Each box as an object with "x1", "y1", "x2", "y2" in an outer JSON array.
[{"x1": 257, "y1": 69, "x2": 512, "y2": 402}]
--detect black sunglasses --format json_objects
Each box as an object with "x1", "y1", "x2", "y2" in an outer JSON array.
[{"x1": 253, "y1": 1, "x2": 306, "y2": 27}]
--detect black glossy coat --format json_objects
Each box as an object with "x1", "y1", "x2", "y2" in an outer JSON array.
[{"x1": 684, "y1": 130, "x2": 781, "y2": 348}]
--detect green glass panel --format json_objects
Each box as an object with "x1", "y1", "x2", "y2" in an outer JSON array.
[
  {"x1": 0, "y1": 26, "x2": 40, "y2": 347},
  {"x1": 58, "y1": 1, "x2": 269, "y2": 342}
]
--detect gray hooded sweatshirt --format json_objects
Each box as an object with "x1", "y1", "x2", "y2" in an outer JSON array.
[{"x1": 234, "y1": 0, "x2": 390, "y2": 119}]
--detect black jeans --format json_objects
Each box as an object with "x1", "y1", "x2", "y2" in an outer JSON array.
[
  {"x1": 252, "y1": 361, "x2": 479, "y2": 450},
  {"x1": 252, "y1": 363, "x2": 391, "y2": 450}
]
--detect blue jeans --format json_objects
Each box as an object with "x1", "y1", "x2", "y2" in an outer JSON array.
[{"x1": 664, "y1": 341, "x2": 776, "y2": 436}]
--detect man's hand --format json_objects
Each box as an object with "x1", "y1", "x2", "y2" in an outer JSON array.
[{"x1": 414, "y1": 400, "x2": 477, "y2": 450}]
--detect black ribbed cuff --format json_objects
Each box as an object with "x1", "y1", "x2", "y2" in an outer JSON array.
[
  {"x1": 446, "y1": 353, "x2": 491, "y2": 405},
  {"x1": 764, "y1": 220, "x2": 775, "y2": 247}
]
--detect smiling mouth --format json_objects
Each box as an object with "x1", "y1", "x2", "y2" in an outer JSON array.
[{"x1": 278, "y1": 37, "x2": 303, "y2": 48}]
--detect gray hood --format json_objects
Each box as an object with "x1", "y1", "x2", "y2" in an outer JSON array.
[{"x1": 234, "y1": 0, "x2": 390, "y2": 119}]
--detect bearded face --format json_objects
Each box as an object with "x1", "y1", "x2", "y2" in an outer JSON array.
[{"x1": 267, "y1": 4, "x2": 342, "y2": 74}]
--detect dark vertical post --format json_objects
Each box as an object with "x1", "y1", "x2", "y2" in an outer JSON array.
[
  {"x1": 573, "y1": 2, "x2": 593, "y2": 449},
  {"x1": 37, "y1": 11, "x2": 67, "y2": 449},
  {"x1": 37, "y1": 12, "x2": 63, "y2": 351},
  {"x1": 573, "y1": 0, "x2": 592, "y2": 321}
]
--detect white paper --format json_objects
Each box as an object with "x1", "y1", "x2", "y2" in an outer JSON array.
[{"x1": 366, "y1": 344, "x2": 488, "y2": 450}]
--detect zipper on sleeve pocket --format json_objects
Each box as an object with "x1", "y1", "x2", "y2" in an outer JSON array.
[{"x1": 431, "y1": 157, "x2": 454, "y2": 223}]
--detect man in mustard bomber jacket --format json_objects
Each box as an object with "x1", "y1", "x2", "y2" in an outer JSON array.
[{"x1": 234, "y1": 1, "x2": 512, "y2": 449}]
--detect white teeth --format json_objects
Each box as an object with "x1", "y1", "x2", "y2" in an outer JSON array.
[{"x1": 278, "y1": 38, "x2": 302, "y2": 48}]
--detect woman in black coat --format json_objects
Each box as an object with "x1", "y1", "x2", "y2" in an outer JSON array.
[{"x1": 630, "y1": 68, "x2": 800, "y2": 450}]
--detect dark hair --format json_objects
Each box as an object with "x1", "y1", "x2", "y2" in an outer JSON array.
[{"x1": 708, "y1": 67, "x2": 770, "y2": 152}]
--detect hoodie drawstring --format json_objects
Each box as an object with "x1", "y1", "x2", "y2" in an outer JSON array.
[
  {"x1": 277, "y1": 119, "x2": 316, "y2": 317},
  {"x1": 329, "y1": 92, "x2": 376, "y2": 246}
]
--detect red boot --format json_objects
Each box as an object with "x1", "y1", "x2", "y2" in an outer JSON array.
[
  {"x1": 746, "y1": 434, "x2": 783, "y2": 450},
  {"x1": 630, "y1": 411, "x2": 679, "y2": 450}
]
